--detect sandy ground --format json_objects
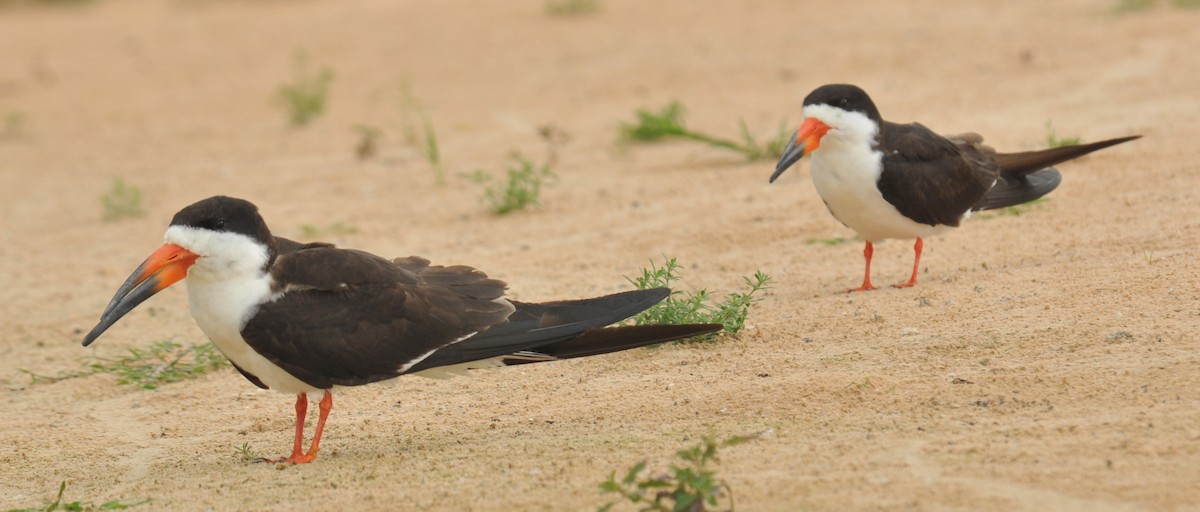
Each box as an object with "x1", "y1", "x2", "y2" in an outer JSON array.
[{"x1": 1, "y1": 0, "x2": 1197, "y2": 510}]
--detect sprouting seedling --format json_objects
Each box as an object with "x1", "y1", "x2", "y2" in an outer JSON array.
[
  {"x1": 353, "y1": 124, "x2": 382, "y2": 160},
  {"x1": 619, "y1": 101, "x2": 789, "y2": 161},
  {"x1": 625, "y1": 257, "x2": 772, "y2": 340},
  {"x1": 2, "y1": 111, "x2": 27, "y2": 139},
  {"x1": 101, "y1": 177, "x2": 144, "y2": 221},
  {"x1": 1111, "y1": 0, "x2": 1155, "y2": 13},
  {"x1": 598, "y1": 434, "x2": 757, "y2": 512},
  {"x1": 398, "y1": 82, "x2": 445, "y2": 185},
  {"x1": 1044, "y1": 121, "x2": 1082, "y2": 148},
  {"x1": 6, "y1": 481, "x2": 150, "y2": 512},
  {"x1": 274, "y1": 51, "x2": 333, "y2": 127},
  {"x1": 538, "y1": 123, "x2": 571, "y2": 168},
  {"x1": 804, "y1": 235, "x2": 853, "y2": 246},
  {"x1": 24, "y1": 340, "x2": 227, "y2": 390},
  {"x1": 545, "y1": 0, "x2": 601, "y2": 16},
  {"x1": 465, "y1": 154, "x2": 556, "y2": 215},
  {"x1": 976, "y1": 197, "x2": 1052, "y2": 220},
  {"x1": 235, "y1": 443, "x2": 261, "y2": 463},
  {"x1": 299, "y1": 222, "x2": 359, "y2": 238}
]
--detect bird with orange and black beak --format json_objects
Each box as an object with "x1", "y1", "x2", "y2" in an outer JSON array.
[
  {"x1": 769, "y1": 84, "x2": 1139, "y2": 292},
  {"x1": 82, "y1": 196, "x2": 721, "y2": 464}
]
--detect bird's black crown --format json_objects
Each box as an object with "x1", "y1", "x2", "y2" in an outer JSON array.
[
  {"x1": 170, "y1": 195, "x2": 273, "y2": 244},
  {"x1": 803, "y1": 84, "x2": 882, "y2": 122}
]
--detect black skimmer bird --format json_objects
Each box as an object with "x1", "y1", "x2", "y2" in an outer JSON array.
[
  {"x1": 769, "y1": 83, "x2": 1139, "y2": 292},
  {"x1": 81, "y1": 196, "x2": 721, "y2": 464}
]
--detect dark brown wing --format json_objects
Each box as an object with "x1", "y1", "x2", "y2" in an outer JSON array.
[
  {"x1": 241, "y1": 246, "x2": 513, "y2": 389},
  {"x1": 875, "y1": 123, "x2": 999, "y2": 227}
]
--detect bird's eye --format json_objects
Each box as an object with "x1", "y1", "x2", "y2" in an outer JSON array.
[
  {"x1": 213, "y1": 218, "x2": 226, "y2": 229},
  {"x1": 839, "y1": 98, "x2": 849, "y2": 106}
]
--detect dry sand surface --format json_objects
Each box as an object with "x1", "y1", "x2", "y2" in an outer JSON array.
[{"x1": 1, "y1": 0, "x2": 1198, "y2": 510}]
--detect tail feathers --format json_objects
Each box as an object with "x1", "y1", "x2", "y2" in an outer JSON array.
[
  {"x1": 995, "y1": 135, "x2": 1140, "y2": 176},
  {"x1": 411, "y1": 324, "x2": 722, "y2": 378},
  {"x1": 513, "y1": 323, "x2": 723, "y2": 362},
  {"x1": 509, "y1": 288, "x2": 671, "y2": 328},
  {"x1": 972, "y1": 168, "x2": 1061, "y2": 211},
  {"x1": 402, "y1": 288, "x2": 681, "y2": 375}
]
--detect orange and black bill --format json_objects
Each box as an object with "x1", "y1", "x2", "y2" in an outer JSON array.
[
  {"x1": 81, "y1": 244, "x2": 198, "y2": 347},
  {"x1": 769, "y1": 117, "x2": 832, "y2": 183}
]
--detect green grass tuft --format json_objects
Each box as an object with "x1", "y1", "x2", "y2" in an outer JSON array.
[
  {"x1": 598, "y1": 434, "x2": 756, "y2": 512},
  {"x1": 1106, "y1": 0, "x2": 1200, "y2": 11},
  {"x1": 619, "y1": 101, "x2": 789, "y2": 161},
  {"x1": 398, "y1": 83, "x2": 445, "y2": 185},
  {"x1": 465, "y1": 154, "x2": 556, "y2": 215},
  {"x1": 1112, "y1": 0, "x2": 1155, "y2": 11},
  {"x1": 299, "y1": 222, "x2": 359, "y2": 238},
  {"x1": 234, "y1": 442, "x2": 261, "y2": 463},
  {"x1": 100, "y1": 177, "x2": 144, "y2": 221},
  {"x1": 976, "y1": 197, "x2": 1052, "y2": 220},
  {"x1": 7, "y1": 481, "x2": 149, "y2": 512},
  {"x1": 625, "y1": 257, "x2": 771, "y2": 339},
  {"x1": 24, "y1": 341, "x2": 227, "y2": 390},
  {"x1": 546, "y1": 0, "x2": 600, "y2": 15},
  {"x1": 275, "y1": 51, "x2": 333, "y2": 127},
  {"x1": 1043, "y1": 121, "x2": 1081, "y2": 148},
  {"x1": 804, "y1": 235, "x2": 853, "y2": 247},
  {"x1": 353, "y1": 124, "x2": 382, "y2": 160},
  {"x1": 2, "y1": 111, "x2": 27, "y2": 138}
]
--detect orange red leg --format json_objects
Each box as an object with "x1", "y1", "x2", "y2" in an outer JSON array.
[
  {"x1": 848, "y1": 241, "x2": 877, "y2": 293},
  {"x1": 262, "y1": 390, "x2": 334, "y2": 464},
  {"x1": 894, "y1": 238, "x2": 923, "y2": 289}
]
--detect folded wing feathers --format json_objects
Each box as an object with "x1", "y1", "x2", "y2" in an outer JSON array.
[{"x1": 403, "y1": 288, "x2": 711, "y2": 377}]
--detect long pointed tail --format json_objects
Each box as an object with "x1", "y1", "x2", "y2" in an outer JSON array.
[
  {"x1": 994, "y1": 135, "x2": 1140, "y2": 176},
  {"x1": 973, "y1": 134, "x2": 1140, "y2": 211},
  {"x1": 511, "y1": 323, "x2": 722, "y2": 363},
  {"x1": 404, "y1": 288, "x2": 721, "y2": 375}
]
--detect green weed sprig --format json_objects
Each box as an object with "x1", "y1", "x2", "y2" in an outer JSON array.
[
  {"x1": 620, "y1": 102, "x2": 789, "y2": 161},
  {"x1": 626, "y1": 258, "x2": 771, "y2": 339}
]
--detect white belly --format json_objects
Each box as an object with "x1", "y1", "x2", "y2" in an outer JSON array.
[
  {"x1": 187, "y1": 277, "x2": 322, "y2": 395},
  {"x1": 810, "y1": 144, "x2": 956, "y2": 242}
]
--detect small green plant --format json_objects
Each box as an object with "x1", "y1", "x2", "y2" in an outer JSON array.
[
  {"x1": 626, "y1": 257, "x2": 771, "y2": 339},
  {"x1": 619, "y1": 101, "x2": 789, "y2": 161},
  {"x1": 1110, "y1": 0, "x2": 1198, "y2": 11},
  {"x1": 538, "y1": 124, "x2": 571, "y2": 167},
  {"x1": 100, "y1": 177, "x2": 144, "y2": 221},
  {"x1": 23, "y1": 341, "x2": 227, "y2": 390},
  {"x1": 465, "y1": 154, "x2": 556, "y2": 215},
  {"x1": 398, "y1": 83, "x2": 445, "y2": 185},
  {"x1": 804, "y1": 235, "x2": 852, "y2": 246},
  {"x1": 234, "y1": 442, "x2": 261, "y2": 463},
  {"x1": 2, "y1": 111, "x2": 27, "y2": 138},
  {"x1": 1112, "y1": 0, "x2": 1155, "y2": 11},
  {"x1": 546, "y1": 0, "x2": 600, "y2": 15},
  {"x1": 7, "y1": 481, "x2": 149, "y2": 512},
  {"x1": 275, "y1": 52, "x2": 333, "y2": 127},
  {"x1": 1043, "y1": 121, "x2": 1081, "y2": 148},
  {"x1": 299, "y1": 222, "x2": 359, "y2": 238},
  {"x1": 353, "y1": 124, "x2": 382, "y2": 160},
  {"x1": 976, "y1": 197, "x2": 1051, "y2": 220},
  {"x1": 598, "y1": 434, "x2": 754, "y2": 512},
  {"x1": 420, "y1": 114, "x2": 444, "y2": 184}
]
